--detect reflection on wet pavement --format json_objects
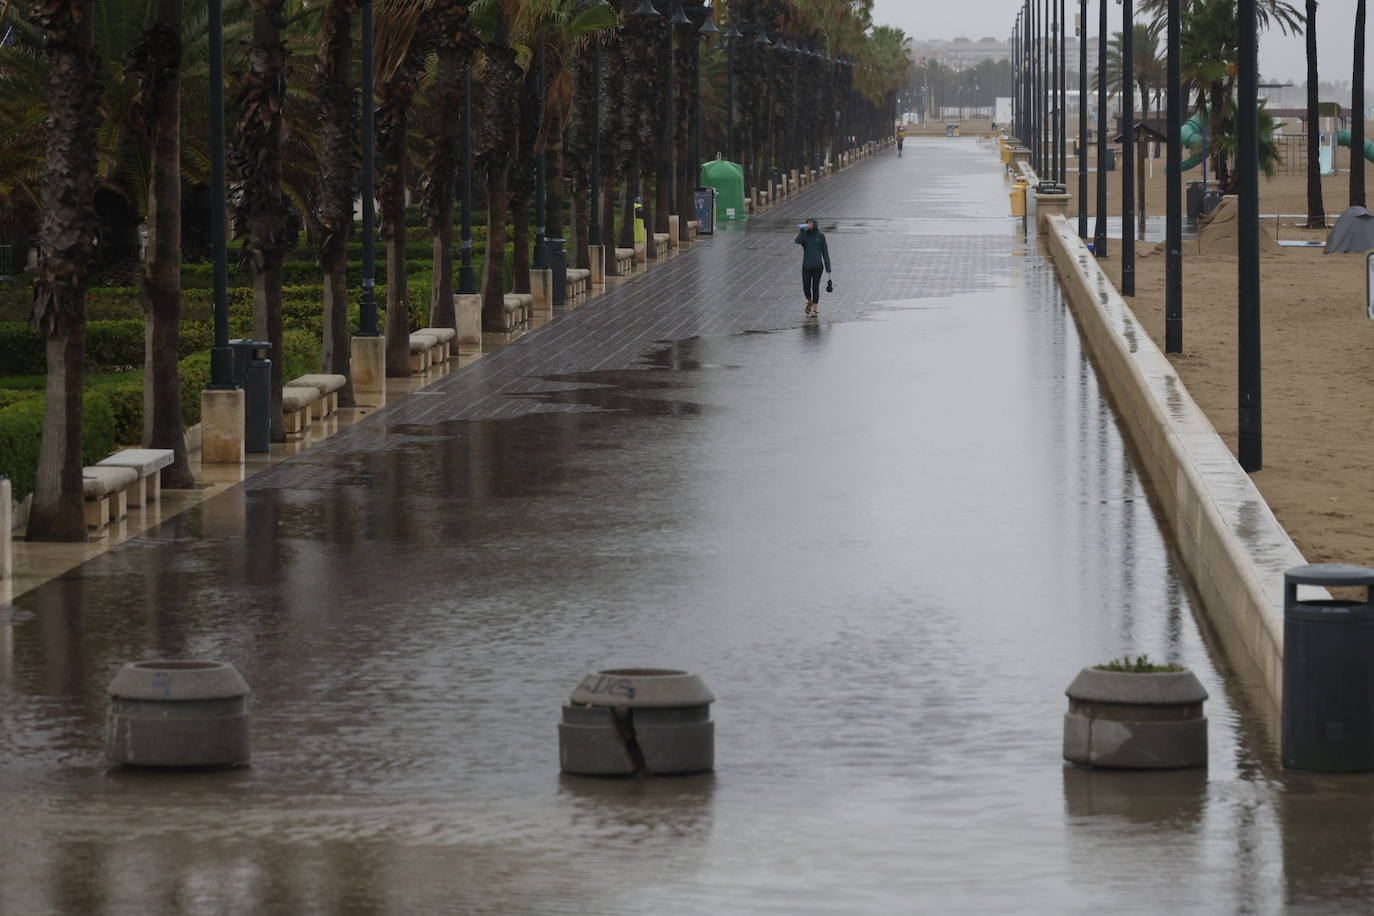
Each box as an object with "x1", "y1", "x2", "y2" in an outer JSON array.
[{"x1": 0, "y1": 138, "x2": 1370, "y2": 914}]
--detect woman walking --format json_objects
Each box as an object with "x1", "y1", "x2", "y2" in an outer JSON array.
[{"x1": 795, "y1": 218, "x2": 831, "y2": 318}]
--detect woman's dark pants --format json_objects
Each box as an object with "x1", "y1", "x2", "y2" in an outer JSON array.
[{"x1": 802, "y1": 267, "x2": 823, "y2": 303}]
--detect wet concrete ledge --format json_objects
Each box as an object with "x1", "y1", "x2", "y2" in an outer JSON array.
[{"x1": 1038, "y1": 207, "x2": 1313, "y2": 709}]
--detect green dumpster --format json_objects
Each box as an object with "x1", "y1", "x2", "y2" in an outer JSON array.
[{"x1": 700, "y1": 160, "x2": 747, "y2": 223}]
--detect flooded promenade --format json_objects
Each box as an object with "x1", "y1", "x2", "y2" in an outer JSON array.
[{"x1": 2, "y1": 138, "x2": 1372, "y2": 914}]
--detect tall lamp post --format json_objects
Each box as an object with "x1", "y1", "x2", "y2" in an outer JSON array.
[
  {"x1": 1164, "y1": 0, "x2": 1182, "y2": 350},
  {"x1": 1122, "y1": 0, "x2": 1135, "y2": 295},
  {"x1": 587, "y1": 31, "x2": 603, "y2": 255},
  {"x1": 534, "y1": 47, "x2": 548, "y2": 272},
  {"x1": 1237, "y1": 0, "x2": 1261, "y2": 470},
  {"x1": 208, "y1": 0, "x2": 232, "y2": 389},
  {"x1": 1058, "y1": 0, "x2": 1067, "y2": 185},
  {"x1": 359, "y1": 0, "x2": 379, "y2": 334},
  {"x1": 1078, "y1": 0, "x2": 1087, "y2": 236},
  {"x1": 1093, "y1": 0, "x2": 1108, "y2": 257},
  {"x1": 721, "y1": 22, "x2": 741, "y2": 161},
  {"x1": 458, "y1": 64, "x2": 477, "y2": 293}
]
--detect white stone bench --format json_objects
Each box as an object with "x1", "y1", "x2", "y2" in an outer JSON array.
[
  {"x1": 687, "y1": 220, "x2": 699, "y2": 241},
  {"x1": 286, "y1": 373, "x2": 347, "y2": 419},
  {"x1": 96, "y1": 448, "x2": 174, "y2": 507},
  {"x1": 417, "y1": 327, "x2": 456, "y2": 362},
  {"x1": 566, "y1": 268, "x2": 591, "y2": 300},
  {"x1": 281, "y1": 386, "x2": 315, "y2": 434},
  {"x1": 503, "y1": 293, "x2": 534, "y2": 329},
  {"x1": 651, "y1": 232, "x2": 671, "y2": 256},
  {"x1": 82, "y1": 466, "x2": 138, "y2": 529},
  {"x1": 408, "y1": 331, "x2": 440, "y2": 371},
  {"x1": 614, "y1": 247, "x2": 636, "y2": 275}
]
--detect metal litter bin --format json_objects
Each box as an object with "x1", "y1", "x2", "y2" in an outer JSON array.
[
  {"x1": 1103, "y1": 147, "x2": 1116, "y2": 171},
  {"x1": 693, "y1": 187, "x2": 716, "y2": 235},
  {"x1": 1282, "y1": 563, "x2": 1374, "y2": 772},
  {"x1": 228, "y1": 339, "x2": 272, "y2": 454}
]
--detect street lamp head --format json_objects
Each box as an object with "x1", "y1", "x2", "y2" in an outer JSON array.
[
  {"x1": 631, "y1": 0, "x2": 661, "y2": 17},
  {"x1": 670, "y1": 3, "x2": 691, "y2": 26},
  {"x1": 699, "y1": 11, "x2": 719, "y2": 35},
  {"x1": 724, "y1": 23, "x2": 743, "y2": 40},
  {"x1": 754, "y1": 30, "x2": 772, "y2": 46}
]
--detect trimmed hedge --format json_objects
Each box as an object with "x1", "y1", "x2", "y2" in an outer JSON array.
[{"x1": 0, "y1": 390, "x2": 117, "y2": 502}]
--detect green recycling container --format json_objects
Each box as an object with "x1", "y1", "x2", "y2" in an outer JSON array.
[{"x1": 700, "y1": 160, "x2": 747, "y2": 223}]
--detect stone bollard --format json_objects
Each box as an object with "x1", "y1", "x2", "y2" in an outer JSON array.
[
  {"x1": 1063, "y1": 664, "x2": 1207, "y2": 770},
  {"x1": 1033, "y1": 191, "x2": 1071, "y2": 232},
  {"x1": 107, "y1": 660, "x2": 251, "y2": 768},
  {"x1": 351, "y1": 335, "x2": 386, "y2": 395},
  {"x1": 559, "y1": 668, "x2": 714, "y2": 776}
]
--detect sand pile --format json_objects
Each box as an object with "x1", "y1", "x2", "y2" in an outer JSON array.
[{"x1": 1194, "y1": 195, "x2": 1284, "y2": 255}]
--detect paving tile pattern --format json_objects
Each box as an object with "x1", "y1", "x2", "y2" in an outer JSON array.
[{"x1": 248, "y1": 147, "x2": 1023, "y2": 491}]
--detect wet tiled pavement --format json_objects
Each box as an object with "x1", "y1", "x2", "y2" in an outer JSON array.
[{"x1": 3, "y1": 138, "x2": 1373, "y2": 915}]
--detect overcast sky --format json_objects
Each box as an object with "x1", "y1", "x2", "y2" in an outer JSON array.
[{"x1": 873, "y1": 0, "x2": 1369, "y2": 86}]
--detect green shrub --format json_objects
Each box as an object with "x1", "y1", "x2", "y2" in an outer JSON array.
[
  {"x1": 103, "y1": 381, "x2": 144, "y2": 446},
  {"x1": 178, "y1": 350, "x2": 211, "y2": 427},
  {"x1": 0, "y1": 390, "x2": 117, "y2": 502},
  {"x1": 84, "y1": 320, "x2": 145, "y2": 371}
]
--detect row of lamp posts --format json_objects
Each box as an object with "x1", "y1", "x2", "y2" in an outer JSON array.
[{"x1": 1010, "y1": 0, "x2": 1262, "y2": 471}]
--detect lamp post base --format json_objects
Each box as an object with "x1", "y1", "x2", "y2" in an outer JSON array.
[
  {"x1": 350, "y1": 335, "x2": 385, "y2": 397},
  {"x1": 455, "y1": 294, "x2": 482, "y2": 348},
  {"x1": 200, "y1": 389, "x2": 245, "y2": 465}
]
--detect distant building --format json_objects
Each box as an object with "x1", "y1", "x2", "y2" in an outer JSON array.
[{"x1": 908, "y1": 35, "x2": 1099, "y2": 80}]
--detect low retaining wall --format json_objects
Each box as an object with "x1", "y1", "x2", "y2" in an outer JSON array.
[{"x1": 1040, "y1": 211, "x2": 1315, "y2": 708}]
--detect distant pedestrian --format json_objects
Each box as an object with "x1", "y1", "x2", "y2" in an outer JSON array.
[
  {"x1": 794, "y1": 218, "x2": 831, "y2": 319},
  {"x1": 896, "y1": 134, "x2": 904, "y2": 157}
]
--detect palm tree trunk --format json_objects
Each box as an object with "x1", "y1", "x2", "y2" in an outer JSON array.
[
  {"x1": 1353, "y1": 0, "x2": 1367, "y2": 207},
  {"x1": 234, "y1": 0, "x2": 290, "y2": 443},
  {"x1": 427, "y1": 43, "x2": 464, "y2": 332},
  {"x1": 478, "y1": 39, "x2": 519, "y2": 330},
  {"x1": 317, "y1": 0, "x2": 357, "y2": 407},
  {"x1": 139, "y1": 0, "x2": 195, "y2": 481},
  {"x1": 27, "y1": 0, "x2": 99, "y2": 542},
  {"x1": 1138, "y1": 79, "x2": 1149, "y2": 237},
  {"x1": 382, "y1": 140, "x2": 409, "y2": 376},
  {"x1": 573, "y1": 180, "x2": 590, "y2": 270},
  {"x1": 601, "y1": 176, "x2": 621, "y2": 276},
  {"x1": 510, "y1": 65, "x2": 540, "y2": 296},
  {"x1": 619, "y1": 170, "x2": 636, "y2": 250},
  {"x1": 1305, "y1": 0, "x2": 1326, "y2": 228}
]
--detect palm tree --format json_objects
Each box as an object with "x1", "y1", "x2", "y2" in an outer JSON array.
[
  {"x1": 26, "y1": 0, "x2": 100, "y2": 541},
  {"x1": 420, "y1": 0, "x2": 473, "y2": 334},
  {"x1": 375, "y1": 0, "x2": 428, "y2": 376},
  {"x1": 1353, "y1": 0, "x2": 1366, "y2": 207},
  {"x1": 1102, "y1": 25, "x2": 1166, "y2": 234},
  {"x1": 129, "y1": 0, "x2": 195, "y2": 484},
  {"x1": 314, "y1": 0, "x2": 358, "y2": 406},
  {"x1": 229, "y1": 0, "x2": 294, "y2": 442},
  {"x1": 1304, "y1": 0, "x2": 1325, "y2": 228},
  {"x1": 471, "y1": 0, "x2": 523, "y2": 330}
]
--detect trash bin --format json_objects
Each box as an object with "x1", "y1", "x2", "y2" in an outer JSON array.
[
  {"x1": 1103, "y1": 147, "x2": 1116, "y2": 171},
  {"x1": 1186, "y1": 180, "x2": 1206, "y2": 222},
  {"x1": 1282, "y1": 563, "x2": 1374, "y2": 772},
  {"x1": 228, "y1": 338, "x2": 272, "y2": 454},
  {"x1": 633, "y1": 200, "x2": 645, "y2": 245},
  {"x1": 548, "y1": 237, "x2": 567, "y2": 306},
  {"x1": 1009, "y1": 182, "x2": 1027, "y2": 218},
  {"x1": 693, "y1": 187, "x2": 716, "y2": 235},
  {"x1": 1202, "y1": 187, "x2": 1224, "y2": 217},
  {"x1": 946, "y1": 124, "x2": 956, "y2": 137}
]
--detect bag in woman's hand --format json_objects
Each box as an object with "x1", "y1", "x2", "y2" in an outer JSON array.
[{"x1": 826, "y1": 278, "x2": 833, "y2": 293}]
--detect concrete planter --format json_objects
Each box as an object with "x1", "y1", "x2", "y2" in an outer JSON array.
[
  {"x1": 106, "y1": 660, "x2": 251, "y2": 768},
  {"x1": 559, "y1": 668, "x2": 714, "y2": 776},
  {"x1": 1063, "y1": 667, "x2": 1207, "y2": 770}
]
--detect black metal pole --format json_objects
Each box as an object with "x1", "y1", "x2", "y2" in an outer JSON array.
[
  {"x1": 458, "y1": 65, "x2": 477, "y2": 293},
  {"x1": 1122, "y1": 0, "x2": 1135, "y2": 294},
  {"x1": 1051, "y1": 0, "x2": 1059, "y2": 182},
  {"x1": 1237, "y1": 0, "x2": 1262, "y2": 470},
  {"x1": 1093, "y1": 0, "x2": 1108, "y2": 256},
  {"x1": 666, "y1": 18, "x2": 676, "y2": 215},
  {"x1": 1165, "y1": 0, "x2": 1182, "y2": 351},
  {"x1": 589, "y1": 40, "x2": 602, "y2": 247},
  {"x1": 727, "y1": 34, "x2": 735, "y2": 161},
  {"x1": 208, "y1": 0, "x2": 232, "y2": 388},
  {"x1": 1032, "y1": 0, "x2": 1040, "y2": 171},
  {"x1": 1059, "y1": 0, "x2": 1067, "y2": 185},
  {"x1": 534, "y1": 47, "x2": 548, "y2": 271},
  {"x1": 1078, "y1": 0, "x2": 1087, "y2": 236},
  {"x1": 359, "y1": 0, "x2": 379, "y2": 335}
]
